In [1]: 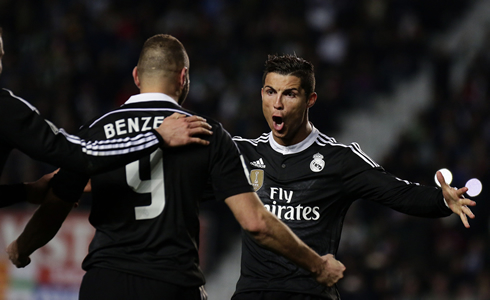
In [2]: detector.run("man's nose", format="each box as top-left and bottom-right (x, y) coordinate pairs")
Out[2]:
(273, 95), (283, 110)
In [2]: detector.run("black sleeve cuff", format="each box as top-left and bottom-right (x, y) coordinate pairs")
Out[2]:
(0, 183), (27, 207)
(151, 128), (166, 148)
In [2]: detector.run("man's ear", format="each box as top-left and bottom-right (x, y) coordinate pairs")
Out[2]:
(307, 92), (317, 108)
(179, 67), (188, 87)
(132, 66), (140, 89)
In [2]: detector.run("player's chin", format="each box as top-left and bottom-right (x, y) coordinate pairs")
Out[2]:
(272, 129), (287, 139)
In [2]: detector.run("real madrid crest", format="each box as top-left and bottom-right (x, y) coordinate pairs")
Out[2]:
(250, 170), (264, 191)
(310, 153), (325, 172)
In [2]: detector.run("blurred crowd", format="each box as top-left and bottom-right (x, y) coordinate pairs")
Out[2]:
(0, 0), (488, 299)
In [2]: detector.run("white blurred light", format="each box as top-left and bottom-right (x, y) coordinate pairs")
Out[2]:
(465, 178), (482, 197)
(435, 168), (453, 187)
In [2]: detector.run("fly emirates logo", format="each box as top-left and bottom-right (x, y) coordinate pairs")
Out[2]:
(264, 187), (320, 221)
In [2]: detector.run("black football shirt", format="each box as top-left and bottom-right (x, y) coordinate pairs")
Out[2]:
(52, 93), (253, 287)
(233, 126), (451, 299)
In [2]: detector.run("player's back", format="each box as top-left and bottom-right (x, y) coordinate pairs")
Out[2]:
(77, 94), (251, 287)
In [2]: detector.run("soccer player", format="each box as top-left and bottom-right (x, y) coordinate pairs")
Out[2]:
(0, 27), (212, 207)
(230, 54), (476, 300)
(8, 35), (345, 300)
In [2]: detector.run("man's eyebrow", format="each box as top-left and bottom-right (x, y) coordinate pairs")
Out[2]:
(284, 87), (300, 93)
(263, 86), (300, 93)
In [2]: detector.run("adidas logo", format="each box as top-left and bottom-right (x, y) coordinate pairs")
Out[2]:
(250, 158), (266, 168)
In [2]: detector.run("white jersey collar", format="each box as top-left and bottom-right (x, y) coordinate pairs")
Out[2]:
(124, 93), (179, 106)
(269, 124), (319, 155)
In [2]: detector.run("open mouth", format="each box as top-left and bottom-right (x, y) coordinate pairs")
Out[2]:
(272, 116), (284, 131)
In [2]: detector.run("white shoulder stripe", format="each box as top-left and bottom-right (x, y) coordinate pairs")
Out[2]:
(4, 89), (40, 114)
(82, 139), (160, 156)
(318, 132), (336, 143)
(314, 136), (379, 168)
(83, 133), (157, 151)
(233, 133), (269, 146)
(348, 144), (378, 168)
(350, 142), (379, 168)
(59, 129), (159, 156)
(395, 176), (419, 186)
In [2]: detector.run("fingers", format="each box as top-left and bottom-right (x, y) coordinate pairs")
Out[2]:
(169, 112), (186, 119)
(176, 114), (208, 125)
(460, 198), (476, 207)
(462, 205), (475, 219)
(6, 242), (31, 268)
(460, 211), (470, 228)
(321, 254), (345, 287)
(458, 200), (475, 228)
(188, 137), (210, 146)
(165, 113), (213, 131)
(15, 257), (31, 268)
(188, 126), (213, 136)
(186, 119), (212, 131)
(23, 257), (31, 267)
(436, 171), (447, 188)
(456, 186), (469, 198)
(158, 114), (212, 147)
(183, 116), (213, 137)
(185, 115), (207, 123)
(12, 256), (31, 268)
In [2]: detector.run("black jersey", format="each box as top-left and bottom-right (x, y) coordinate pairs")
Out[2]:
(233, 126), (451, 299)
(0, 88), (161, 175)
(52, 93), (253, 288)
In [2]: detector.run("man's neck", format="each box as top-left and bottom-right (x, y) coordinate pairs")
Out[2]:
(273, 121), (313, 146)
(139, 87), (179, 103)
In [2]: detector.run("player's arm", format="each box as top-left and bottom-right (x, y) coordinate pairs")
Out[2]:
(345, 167), (476, 226)
(6, 169), (87, 268)
(7, 187), (75, 268)
(225, 192), (345, 287)
(0, 92), (211, 174)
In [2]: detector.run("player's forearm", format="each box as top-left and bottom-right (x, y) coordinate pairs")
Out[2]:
(226, 192), (325, 275)
(16, 191), (73, 257)
(249, 210), (325, 276)
(351, 170), (452, 217)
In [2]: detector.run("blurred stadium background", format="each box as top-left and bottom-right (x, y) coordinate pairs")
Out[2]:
(0, 0), (489, 299)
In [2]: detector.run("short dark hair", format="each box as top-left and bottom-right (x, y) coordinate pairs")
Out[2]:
(137, 34), (189, 78)
(262, 54), (316, 97)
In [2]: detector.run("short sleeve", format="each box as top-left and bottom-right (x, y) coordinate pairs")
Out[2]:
(209, 124), (253, 201)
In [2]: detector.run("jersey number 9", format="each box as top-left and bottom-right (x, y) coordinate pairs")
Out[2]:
(125, 149), (166, 220)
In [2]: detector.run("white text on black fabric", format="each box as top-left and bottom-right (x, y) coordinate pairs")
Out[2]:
(104, 116), (164, 139)
(264, 187), (320, 221)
